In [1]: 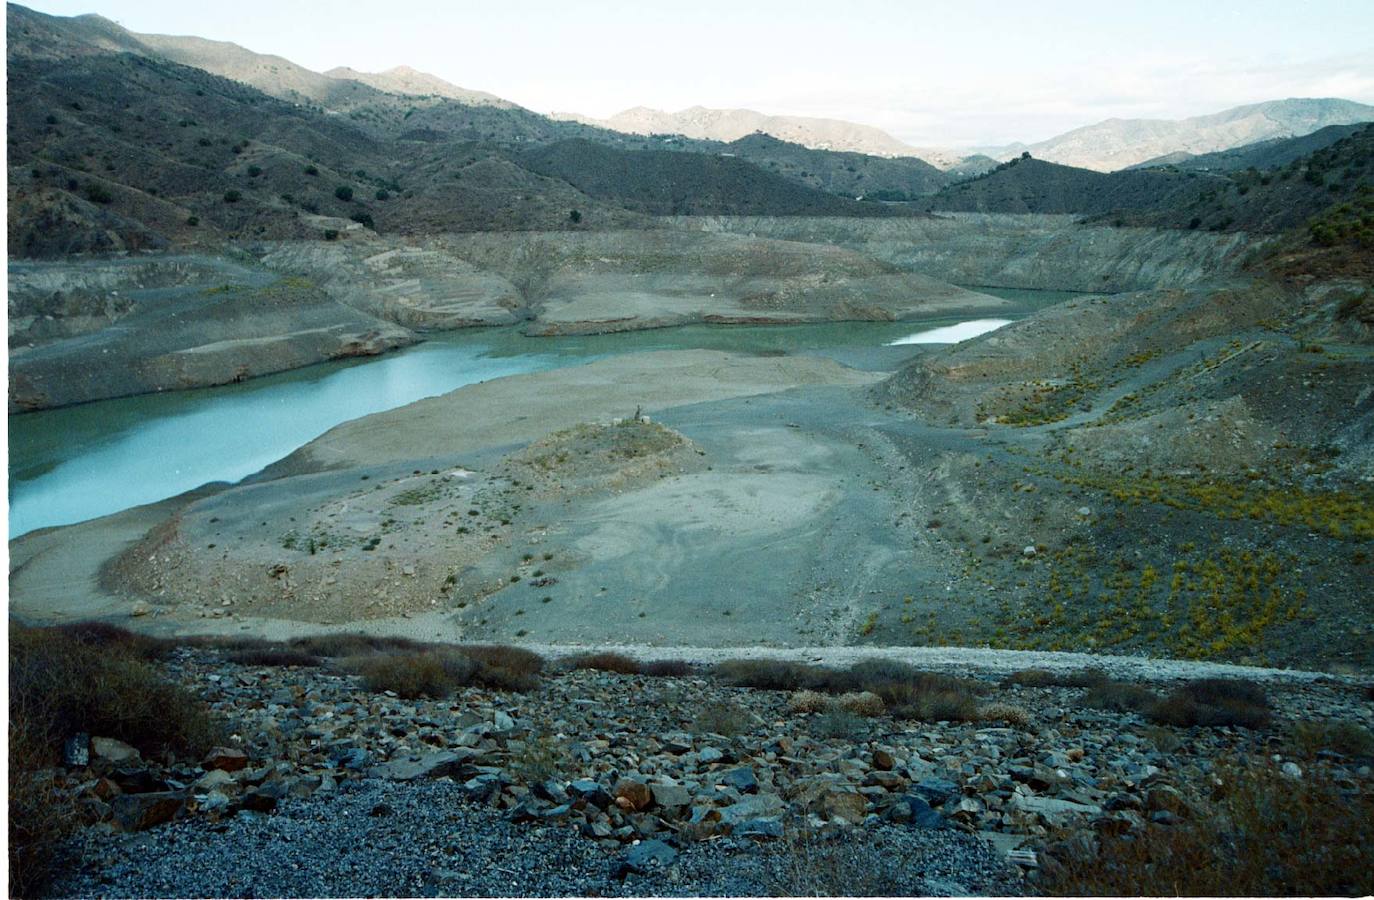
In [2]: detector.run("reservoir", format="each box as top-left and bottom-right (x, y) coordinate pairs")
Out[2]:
(7, 289), (1081, 537)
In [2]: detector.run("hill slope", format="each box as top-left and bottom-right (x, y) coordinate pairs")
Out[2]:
(926, 155), (1220, 216)
(1128, 123), (1369, 172)
(518, 140), (912, 217)
(1111, 123), (1374, 238)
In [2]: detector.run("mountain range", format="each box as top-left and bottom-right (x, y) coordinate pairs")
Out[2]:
(7, 0), (1373, 260)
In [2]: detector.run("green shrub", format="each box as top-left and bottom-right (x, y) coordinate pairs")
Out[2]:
(83, 182), (113, 204)
(223, 189), (241, 203)
(334, 185), (353, 202)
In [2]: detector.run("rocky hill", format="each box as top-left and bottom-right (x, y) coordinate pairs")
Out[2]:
(321, 65), (515, 108)
(1128, 123), (1368, 172)
(6, 4), (933, 257)
(1109, 123), (1374, 237)
(925, 155), (1221, 217)
(516, 140), (916, 217)
(1008, 98), (1374, 171)
(716, 133), (951, 199)
(562, 105), (922, 158)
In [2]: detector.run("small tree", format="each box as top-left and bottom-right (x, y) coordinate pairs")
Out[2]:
(334, 185), (354, 202)
(568, 209), (582, 224)
(223, 189), (241, 203)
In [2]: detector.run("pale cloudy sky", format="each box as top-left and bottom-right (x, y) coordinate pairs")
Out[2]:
(22, 0), (1374, 146)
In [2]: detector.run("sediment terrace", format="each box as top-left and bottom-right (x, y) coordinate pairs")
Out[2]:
(8, 214), (1250, 410)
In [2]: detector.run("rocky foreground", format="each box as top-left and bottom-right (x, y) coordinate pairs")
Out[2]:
(44, 647), (1374, 897)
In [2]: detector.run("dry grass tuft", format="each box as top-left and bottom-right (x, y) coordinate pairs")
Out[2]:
(977, 701), (1032, 727)
(834, 691), (886, 717)
(787, 689), (830, 714)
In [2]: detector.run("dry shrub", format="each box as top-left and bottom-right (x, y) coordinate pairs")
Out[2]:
(1147, 679), (1270, 729)
(977, 701), (1032, 727)
(1042, 758), (1374, 896)
(457, 643), (545, 676)
(289, 632), (427, 658)
(715, 658), (980, 722)
(1002, 667), (1109, 689)
(226, 647), (321, 668)
(691, 701), (751, 736)
(351, 647), (540, 696)
(834, 691), (885, 717)
(565, 651), (641, 674)
(1291, 720), (1374, 759)
(787, 689), (830, 714)
(639, 659), (693, 677)
(52, 620), (173, 659)
(10, 624), (221, 761)
(1083, 681), (1158, 713)
(353, 651), (474, 698)
(10, 624), (221, 896)
(811, 709), (869, 739)
(8, 768), (75, 899)
(713, 659), (839, 691)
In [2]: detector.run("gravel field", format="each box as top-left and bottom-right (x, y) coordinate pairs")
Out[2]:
(52, 778), (1021, 898)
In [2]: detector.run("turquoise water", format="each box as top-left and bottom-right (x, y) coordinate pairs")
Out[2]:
(7, 287), (1083, 538)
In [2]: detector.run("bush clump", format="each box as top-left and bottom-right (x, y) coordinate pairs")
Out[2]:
(1084, 680), (1159, 712)
(345, 642), (544, 696)
(1146, 678), (1271, 729)
(353, 650), (478, 698)
(10, 624), (222, 895)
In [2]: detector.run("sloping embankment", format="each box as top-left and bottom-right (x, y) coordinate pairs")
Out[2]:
(676, 213), (1263, 293)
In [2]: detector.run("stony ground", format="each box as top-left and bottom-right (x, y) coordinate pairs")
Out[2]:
(44, 647), (1374, 897)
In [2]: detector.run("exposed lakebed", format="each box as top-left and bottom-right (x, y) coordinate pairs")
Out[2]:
(8, 289), (1079, 538)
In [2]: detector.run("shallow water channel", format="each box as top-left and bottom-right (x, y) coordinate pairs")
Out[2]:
(7, 288), (1079, 537)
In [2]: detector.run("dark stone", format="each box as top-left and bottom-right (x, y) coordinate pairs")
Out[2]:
(912, 778), (959, 805)
(612, 839), (678, 878)
(532, 779), (569, 803)
(240, 779), (288, 813)
(112, 791), (185, 831)
(568, 779), (613, 809)
(110, 768), (171, 794)
(735, 818), (784, 839)
(720, 768), (758, 794)
(892, 795), (947, 829)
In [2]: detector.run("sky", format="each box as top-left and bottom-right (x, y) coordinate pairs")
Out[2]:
(19, 0), (1374, 146)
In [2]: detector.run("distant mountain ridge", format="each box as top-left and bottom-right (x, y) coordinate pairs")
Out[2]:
(321, 65), (515, 108)
(556, 105), (930, 160)
(1003, 99), (1374, 171)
